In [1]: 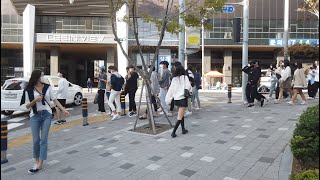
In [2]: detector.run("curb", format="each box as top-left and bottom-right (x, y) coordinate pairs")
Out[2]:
(278, 143), (293, 180)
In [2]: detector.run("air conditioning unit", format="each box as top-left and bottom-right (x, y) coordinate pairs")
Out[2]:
(224, 32), (232, 39)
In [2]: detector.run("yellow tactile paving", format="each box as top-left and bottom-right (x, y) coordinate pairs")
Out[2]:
(8, 115), (111, 149)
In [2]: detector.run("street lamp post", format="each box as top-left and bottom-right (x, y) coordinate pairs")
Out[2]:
(201, 19), (205, 90)
(284, 0), (289, 60)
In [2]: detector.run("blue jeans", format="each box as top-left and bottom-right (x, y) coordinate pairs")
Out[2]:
(30, 110), (52, 160)
(269, 80), (278, 98)
(192, 86), (200, 108)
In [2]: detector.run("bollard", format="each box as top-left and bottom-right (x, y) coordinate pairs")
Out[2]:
(82, 98), (89, 126)
(228, 84), (232, 103)
(1, 120), (8, 164)
(120, 91), (126, 116)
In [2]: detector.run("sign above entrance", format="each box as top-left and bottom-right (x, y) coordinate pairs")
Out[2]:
(269, 39), (319, 47)
(36, 33), (116, 44)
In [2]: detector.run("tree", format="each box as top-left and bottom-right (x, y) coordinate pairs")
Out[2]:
(109, 0), (226, 133)
(288, 44), (319, 59)
(297, 0), (319, 19)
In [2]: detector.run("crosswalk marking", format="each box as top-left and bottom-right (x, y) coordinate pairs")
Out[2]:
(8, 117), (28, 123)
(8, 123), (24, 130)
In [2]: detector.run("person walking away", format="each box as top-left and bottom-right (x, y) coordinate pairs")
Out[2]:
(192, 66), (201, 109)
(20, 70), (70, 173)
(54, 72), (69, 125)
(125, 66), (139, 117)
(288, 62), (308, 105)
(307, 65), (317, 99)
(139, 66), (160, 119)
(108, 66), (125, 120)
(242, 60), (265, 107)
(267, 64), (278, 101)
(313, 60), (319, 98)
(158, 61), (172, 116)
(96, 66), (107, 113)
(216, 81), (221, 90)
(166, 65), (192, 138)
(87, 78), (92, 93)
(274, 60), (293, 104)
(185, 65), (195, 117)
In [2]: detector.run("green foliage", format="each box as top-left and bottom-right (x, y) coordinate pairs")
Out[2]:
(290, 105), (319, 168)
(291, 169), (319, 180)
(288, 44), (319, 59)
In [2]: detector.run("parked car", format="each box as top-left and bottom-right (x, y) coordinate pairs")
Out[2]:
(258, 69), (272, 94)
(1, 76), (83, 116)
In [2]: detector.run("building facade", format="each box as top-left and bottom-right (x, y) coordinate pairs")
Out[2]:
(1, 0), (319, 87)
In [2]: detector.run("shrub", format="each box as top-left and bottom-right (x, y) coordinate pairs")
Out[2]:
(290, 105), (319, 168)
(291, 169), (319, 180)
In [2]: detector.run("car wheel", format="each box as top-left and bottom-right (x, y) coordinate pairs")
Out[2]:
(73, 93), (83, 106)
(259, 86), (269, 94)
(1, 110), (14, 116)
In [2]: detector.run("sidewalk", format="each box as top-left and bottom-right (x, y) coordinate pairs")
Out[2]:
(1, 95), (318, 180)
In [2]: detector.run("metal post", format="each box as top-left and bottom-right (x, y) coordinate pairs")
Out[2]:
(178, 0), (185, 67)
(241, 0), (249, 102)
(201, 21), (205, 91)
(82, 98), (89, 126)
(1, 120), (8, 164)
(228, 84), (232, 103)
(284, 0), (289, 60)
(120, 91), (126, 116)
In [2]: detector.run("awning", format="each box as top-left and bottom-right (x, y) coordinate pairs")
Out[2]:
(204, 71), (224, 78)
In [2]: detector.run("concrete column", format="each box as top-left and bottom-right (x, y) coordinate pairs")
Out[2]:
(203, 49), (211, 86)
(116, 4), (129, 77)
(50, 47), (59, 76)
(223, 49), (232, 84)
(107, 48), (115, 68)
(23, 4), (35, 77)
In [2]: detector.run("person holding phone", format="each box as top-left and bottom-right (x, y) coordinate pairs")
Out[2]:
(20, 70), (71, 174)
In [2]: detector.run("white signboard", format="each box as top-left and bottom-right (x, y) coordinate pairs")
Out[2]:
(36, 33), (116, 44)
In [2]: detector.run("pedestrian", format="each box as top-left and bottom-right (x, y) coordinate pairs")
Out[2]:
(166, 65), (192, 138)
(216, 81), (221, 90)
(192, 66), (201, 109)
(313, 60), (319, 97)
(288, 62), (308, 105)
(87, 78), (92, 93)
(96, 65), (107, 113)
(125, 66), (139, 117)
(169, 62), (181, 114)
(20, 70), (70, 174)
(108, 66), (125, 121)
(139, 66), (160, 119)
(158, 61), (172, 116)
(242, 60), (266, 107)
(274, 60), (293, 104)
(185, 65), (195, 117)
(54, 71), (69, 125)
(307, 64), (317, 99)
(267, 64), (278, 100)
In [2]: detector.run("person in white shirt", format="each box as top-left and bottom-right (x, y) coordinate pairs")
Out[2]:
(166, 65), (192, 138)
(314, 60), (319, 97)
(54, 72), (70, 125)
(20, 70), (70, 174)
(275, 60), (293, 104)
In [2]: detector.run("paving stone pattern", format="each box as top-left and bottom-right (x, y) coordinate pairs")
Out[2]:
(1, 97), (318, 180)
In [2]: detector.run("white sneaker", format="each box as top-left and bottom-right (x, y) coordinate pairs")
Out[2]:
(287, 101), (295, 105)
(107, 112), (112, 116)
(167, 112), (173, 117)
(274, 99), (281, 104)
(185, 111), (192, 117)
(159, 112), (164, 115)
(195, 107), (200, 110)
(307, 97), (314, 100)
(301, 101), (308, 105)
(111, 114), (120, 121)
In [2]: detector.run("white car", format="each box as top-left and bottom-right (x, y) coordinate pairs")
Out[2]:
(258, 69), (272, 93)
(1, 76), (83, 116)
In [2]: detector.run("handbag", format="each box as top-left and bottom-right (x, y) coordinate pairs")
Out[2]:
(93, 93), (99, 104)
(184, 76), (192, 98)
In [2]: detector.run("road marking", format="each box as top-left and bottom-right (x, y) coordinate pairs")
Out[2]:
(8, 123), (24, 130)
(8, 117), (28, 123)
(65, 108), (74, 111)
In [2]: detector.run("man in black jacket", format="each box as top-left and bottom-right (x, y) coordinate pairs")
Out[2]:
(125, 66), (139, 117)
(242, 60), (266, 107)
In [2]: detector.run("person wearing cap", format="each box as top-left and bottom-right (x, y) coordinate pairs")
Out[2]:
(158, 61), (172, 116)
(96, 65), (107, 113)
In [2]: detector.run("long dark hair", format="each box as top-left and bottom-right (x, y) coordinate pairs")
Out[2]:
(174, 65), (186, 77)
(26, 70), (43, 89)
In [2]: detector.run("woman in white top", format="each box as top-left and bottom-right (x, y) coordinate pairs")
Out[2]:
(275, 60), (293, 103)
(288, 62), (308, 105)
(166, 65), (192, 138)
(20, 70), (70, 174)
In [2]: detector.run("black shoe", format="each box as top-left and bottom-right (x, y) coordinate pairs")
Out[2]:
(182, 129), (189, 134)
(261, 99), (265, 107)
(28, 167), (42, 174)
(171, 120), (181, 138)
(60, 120), (67, 124)
(247, 104), (254, 108)
(54, 120), (62, 125)
(171, 133), (177, 138)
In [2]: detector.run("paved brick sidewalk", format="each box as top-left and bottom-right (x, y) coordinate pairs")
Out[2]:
(1, 95), (318, 180)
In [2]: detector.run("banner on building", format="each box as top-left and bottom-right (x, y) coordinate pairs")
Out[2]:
(186, 27), (200, 50)
(269, 39), (319, 47)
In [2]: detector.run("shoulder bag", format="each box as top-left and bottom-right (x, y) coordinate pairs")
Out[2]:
(184, 76), (192, 98)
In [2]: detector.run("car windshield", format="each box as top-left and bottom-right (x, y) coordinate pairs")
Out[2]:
(50, 77), (60, 87)
(3, 80), (28, 90)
